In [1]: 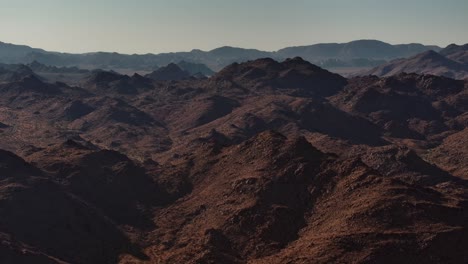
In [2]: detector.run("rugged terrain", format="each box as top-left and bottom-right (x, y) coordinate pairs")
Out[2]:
(0, 57), (467, 263)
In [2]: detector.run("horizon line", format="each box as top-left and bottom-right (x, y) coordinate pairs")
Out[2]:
(0, 38), (454, 56)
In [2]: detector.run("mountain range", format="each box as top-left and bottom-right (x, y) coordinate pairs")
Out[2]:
(0, 60), (215, 86)
(362, 44), (468, 79)
(0, 40), (441, 72)
(0, 55), (467, 263)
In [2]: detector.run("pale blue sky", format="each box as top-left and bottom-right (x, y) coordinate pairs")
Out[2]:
(1, 0), (467, 54)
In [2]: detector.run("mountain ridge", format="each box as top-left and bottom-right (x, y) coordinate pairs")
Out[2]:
(362, 49), (468, 79)
(0, 40), (442, 72)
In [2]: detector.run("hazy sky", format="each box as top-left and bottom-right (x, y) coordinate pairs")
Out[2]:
(1, 0), (467, 54)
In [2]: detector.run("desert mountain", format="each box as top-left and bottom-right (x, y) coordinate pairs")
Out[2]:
(177, 60), (215, 76)
(0, 57), (466, 263)
(362, 50), (468, 79)
(83, 70), (153, 94)
(0, 63), (39, 82)
(440, 43), (468, 65)
(0, 149), (143, 264)
(0, 41), (47, 63)
(145, 63), (191, 81)
(276, 39), (441, 61)
(145, 61), (214, 81)
(28, 60), (89, 74)
(0, 61), (93, 85)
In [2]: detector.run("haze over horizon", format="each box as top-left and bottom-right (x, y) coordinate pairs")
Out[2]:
(1, 0), (467, 54)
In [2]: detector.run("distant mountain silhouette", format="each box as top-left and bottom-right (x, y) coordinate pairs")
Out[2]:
(362, 50), (468, 79)
(28, 60), (89, 74)
(0, 40), (441, 72)
(276, 40), (441, 61)
(439, 43), (468, 65)
(0, 41), (47, 63)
